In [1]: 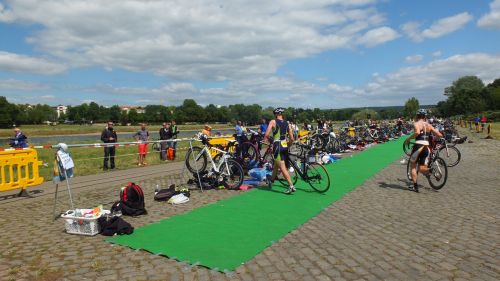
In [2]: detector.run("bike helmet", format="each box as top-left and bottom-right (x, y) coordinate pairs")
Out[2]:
(273, 107), (285, 115)
(416, 109), (427, 117)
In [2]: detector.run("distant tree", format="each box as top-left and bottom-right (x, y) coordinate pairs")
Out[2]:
(109, 105), (121, 123)
(179, 99), (205, 122)
(352, 109), (379, 120)
(87, 102), (100, 121)
(484, 78), (500, 110)
(404, 97), (420, 118)
(128, 109), (139, 124)
(445, 76), (486, 114)
(0, 96), (15, 128)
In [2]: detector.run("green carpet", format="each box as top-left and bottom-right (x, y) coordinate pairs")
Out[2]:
(108, 138), (405, 271)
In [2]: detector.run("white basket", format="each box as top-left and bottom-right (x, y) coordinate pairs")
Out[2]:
(61, 209), (110, 236)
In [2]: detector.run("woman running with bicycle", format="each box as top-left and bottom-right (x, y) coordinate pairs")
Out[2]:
(405, 109), (443, 192)
(264, 107), (296, 194)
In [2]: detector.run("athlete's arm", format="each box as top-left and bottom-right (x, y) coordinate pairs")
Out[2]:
(264, 120), (275, 143)
(429, 124), (443, 138)
(287, 123), (295, 143)
(405, 122), (420, 143)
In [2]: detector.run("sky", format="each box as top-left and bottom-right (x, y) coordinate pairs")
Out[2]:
(0, 0), (499, 109)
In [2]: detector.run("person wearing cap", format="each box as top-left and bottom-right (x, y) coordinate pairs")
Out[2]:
(404, 109), (443, 193)
(202, 124), (212, 136)
(264, 107), (296, 194)
(101, 121), (117, 170)
(11, 128), (28, 148)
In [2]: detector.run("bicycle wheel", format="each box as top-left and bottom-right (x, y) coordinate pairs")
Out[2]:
(185, 146), (207, 173)
(277, 160), (299, 186)
(406, 159), (412, 182)
(241, 142), (259, 162)
(310, 135), (323, 150)
(221, 159), (244, 190)
(427, 157), (448, 190)
(403, 140), (415, 156)
(439, 146), (461, 167)
(305, 162), (330, 193)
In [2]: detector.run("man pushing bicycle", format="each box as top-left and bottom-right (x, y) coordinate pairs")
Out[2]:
(264, 107), (296, 194)
(405, 109), (443, 192)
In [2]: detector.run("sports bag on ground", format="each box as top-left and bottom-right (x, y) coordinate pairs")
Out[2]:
(112, 182), (147, 216)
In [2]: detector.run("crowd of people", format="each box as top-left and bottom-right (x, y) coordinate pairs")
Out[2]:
(100, 120), (179, 170)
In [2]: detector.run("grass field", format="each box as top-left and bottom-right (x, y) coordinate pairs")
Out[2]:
(35, 141), (192, 181)
(0, 123), (234, 137)
(458, 122), (499, 140)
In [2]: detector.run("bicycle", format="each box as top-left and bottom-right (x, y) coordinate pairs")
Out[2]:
(404, 138), (448, 190)
(277, 143), (331, 193)
(185, 135), (244, 190)
(403, 137), (460, 167)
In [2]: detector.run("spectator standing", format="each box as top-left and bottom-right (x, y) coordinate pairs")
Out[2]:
(202, 125), (212, 136)
(169, 120), (179, 159)
(480, 116), (487, 132)
(258, 119), (268, 136)
(159, 122), (171, 161)
(101, 122), (117, 170)
(11, 128), (28, 148)
(133, 123), (150, 166)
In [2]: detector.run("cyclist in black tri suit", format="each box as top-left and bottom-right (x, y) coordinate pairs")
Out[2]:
(264, 107), (296, 194)
(404, 109), (442, 192)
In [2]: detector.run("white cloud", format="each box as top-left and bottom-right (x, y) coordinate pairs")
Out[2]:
(402, 12), (473, 42)
(0, 79), (50, 91)
(357, 26), (399, 47)
(432, 51), (442, 57)
(0, 51), (66, 75)
(327, 83), (353, 92)
(345, 53), (500, 106)
(478, 0), (500, 29)
(405, 54), (424, 64)
(0, 0), (394, 79)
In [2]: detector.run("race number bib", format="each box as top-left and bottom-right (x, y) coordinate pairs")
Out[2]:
(280, 140), (288, 148)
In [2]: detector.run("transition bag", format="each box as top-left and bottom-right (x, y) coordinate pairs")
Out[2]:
(112, 182), (147, 216)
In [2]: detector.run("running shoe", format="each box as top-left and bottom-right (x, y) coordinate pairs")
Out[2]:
(284, 186), (296, 194)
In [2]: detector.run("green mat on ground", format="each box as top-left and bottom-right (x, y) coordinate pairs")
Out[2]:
(108, 138), (405, 271)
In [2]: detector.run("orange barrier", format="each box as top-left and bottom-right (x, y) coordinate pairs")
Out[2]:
(0, 148), (44, 196)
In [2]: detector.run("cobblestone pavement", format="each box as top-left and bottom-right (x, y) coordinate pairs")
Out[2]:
(0, 132), (498, 281)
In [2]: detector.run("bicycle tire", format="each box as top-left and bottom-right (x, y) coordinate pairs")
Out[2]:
(222, 159), (244, 190)
(403, 140), (415, 156)
(406, 159), (412, 182)
(277, 161), (299, 186)
(311, 135), (323, 150)
(305, 162), (330, 193)
(427, 157), (448, 190)
(438, 146), (461, 167)
(185, 146), (207, 173)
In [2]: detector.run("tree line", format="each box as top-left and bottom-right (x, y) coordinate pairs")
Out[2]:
(2, 75), (496, 128)
(435, 76), (500, 117)
(0, 97), (406, 128)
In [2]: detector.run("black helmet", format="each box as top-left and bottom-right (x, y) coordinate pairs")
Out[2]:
(273, 107), (285, 115)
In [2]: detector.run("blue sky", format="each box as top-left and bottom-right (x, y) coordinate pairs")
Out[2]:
(0, 0), (499, 108)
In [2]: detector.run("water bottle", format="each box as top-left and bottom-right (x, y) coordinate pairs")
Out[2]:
(155, 183), (160, 194)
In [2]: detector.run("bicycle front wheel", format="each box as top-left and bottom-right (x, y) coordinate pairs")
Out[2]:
(439, 146), (461, 167)
(427, 157), (448, 190)
(221, 159), (244, 190)
(305, 162), (330, 193)
(185, 146), (207, 173)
